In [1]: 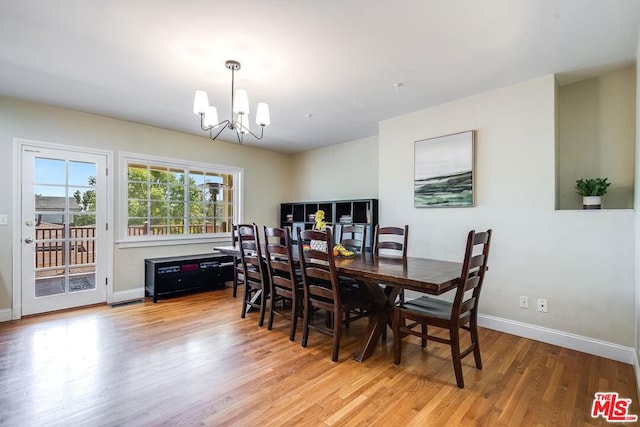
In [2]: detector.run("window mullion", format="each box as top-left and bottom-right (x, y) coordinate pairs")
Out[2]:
(146, 164), (151, 235)
(184, 168), (190, 236)
(123, 154), (239, 241)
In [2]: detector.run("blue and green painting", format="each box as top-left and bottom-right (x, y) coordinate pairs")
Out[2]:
(414, 131), (474, 207)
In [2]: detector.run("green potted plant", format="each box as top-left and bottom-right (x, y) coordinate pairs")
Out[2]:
(575, 177), (610, 209)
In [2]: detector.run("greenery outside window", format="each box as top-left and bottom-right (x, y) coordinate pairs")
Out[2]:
(120, 152), (242, 243)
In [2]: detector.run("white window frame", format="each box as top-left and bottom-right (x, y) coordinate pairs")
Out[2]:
(117, 152), (243, 247)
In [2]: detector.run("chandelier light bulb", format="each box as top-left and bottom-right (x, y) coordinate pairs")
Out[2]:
(256, 103), (270, 126)
(193, 90), (209, 115)
(233, 89), (250, 115)
(203, 106), (219, 129)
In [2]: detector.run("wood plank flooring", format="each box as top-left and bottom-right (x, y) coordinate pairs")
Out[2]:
(1, 288), (638, 426)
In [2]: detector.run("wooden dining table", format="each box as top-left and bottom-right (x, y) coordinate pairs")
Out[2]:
(213, 245), (462, 362)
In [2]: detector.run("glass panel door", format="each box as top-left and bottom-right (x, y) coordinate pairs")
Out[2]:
(22, 146), (107, 315)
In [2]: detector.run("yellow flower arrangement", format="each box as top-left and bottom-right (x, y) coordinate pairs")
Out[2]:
(313, 210), (354, 257)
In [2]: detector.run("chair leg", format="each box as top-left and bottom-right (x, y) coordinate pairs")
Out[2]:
(267, 290), (276, 330)
(381, 284), (393, 341)
(421, 322), (427, 348)
(450, 326), (464, 389)
(470, 317), (482, 370)
(232, 263), (239, 298)
(258, 288), (267, 327)
(241, 285), (250, 318)
(289, 297), (298, 341)
(331, 310), (341, 362)
(301, 299), (310, 348)
(393, 309), (401, 365)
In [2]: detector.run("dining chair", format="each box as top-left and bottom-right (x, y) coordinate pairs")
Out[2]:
(392, 229), (492, 389)
(373, 224), (409, 338)
(238, 223), (270, 326)
(373, 224), (408, 258)
(338, 224), (368, 326)
(263, 225), (303, 341)
(339, 224), (367, 254)
(297, 227), (372, 362)
(231, 224), (253, 298)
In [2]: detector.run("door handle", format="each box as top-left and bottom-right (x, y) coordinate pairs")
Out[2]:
(24, 237), (33, 244)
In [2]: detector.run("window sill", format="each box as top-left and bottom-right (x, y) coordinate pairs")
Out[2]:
(116, 234), (231, 249)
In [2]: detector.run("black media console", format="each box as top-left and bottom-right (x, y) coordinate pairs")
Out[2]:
(144, 253), (234, 303)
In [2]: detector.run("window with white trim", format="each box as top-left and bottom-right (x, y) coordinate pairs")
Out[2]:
(120, 153), (241, 242)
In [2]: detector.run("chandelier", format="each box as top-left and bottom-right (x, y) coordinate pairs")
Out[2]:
(193, 60), (270, 144)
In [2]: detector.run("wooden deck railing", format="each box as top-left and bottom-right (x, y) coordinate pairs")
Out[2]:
(35, 226), (96, 269)
(127, 222), (227, 236)
(35, 222), (228, 268)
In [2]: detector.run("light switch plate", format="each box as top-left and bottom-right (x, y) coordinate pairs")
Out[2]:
(0, 214), (7, 225)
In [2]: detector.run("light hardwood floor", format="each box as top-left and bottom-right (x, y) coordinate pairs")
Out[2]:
(1, 288), (638, 426)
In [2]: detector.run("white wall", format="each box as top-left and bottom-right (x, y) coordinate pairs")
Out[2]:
(635, 36), (640, 389)
(0, 97), (293, 310)
(378, 75), (635, 347)
(289, 135), (378, 201)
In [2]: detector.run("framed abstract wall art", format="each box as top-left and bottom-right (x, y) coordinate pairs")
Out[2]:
(414, 130), (475, 207)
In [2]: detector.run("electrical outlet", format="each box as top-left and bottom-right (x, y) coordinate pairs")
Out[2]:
(537, 298), (548, 313)
(519, 296), (529, 309)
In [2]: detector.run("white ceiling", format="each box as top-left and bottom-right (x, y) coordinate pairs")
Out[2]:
(0, 0), (638, 153)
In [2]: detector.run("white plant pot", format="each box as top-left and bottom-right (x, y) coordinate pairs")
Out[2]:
(583, 196), (602, 210)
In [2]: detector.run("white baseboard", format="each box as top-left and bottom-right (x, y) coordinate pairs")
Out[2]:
(479, 314), (635, 364)
(111, 288), (145, 304)
(0, 308), (13, 322)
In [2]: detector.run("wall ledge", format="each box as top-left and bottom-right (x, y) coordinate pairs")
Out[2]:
(479, 314), (635, 364)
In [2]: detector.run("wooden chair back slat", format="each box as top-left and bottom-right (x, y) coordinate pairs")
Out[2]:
(339, 224), (367, 253)
(373, 225), (408, 258)
(263, 225), (301, 340)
